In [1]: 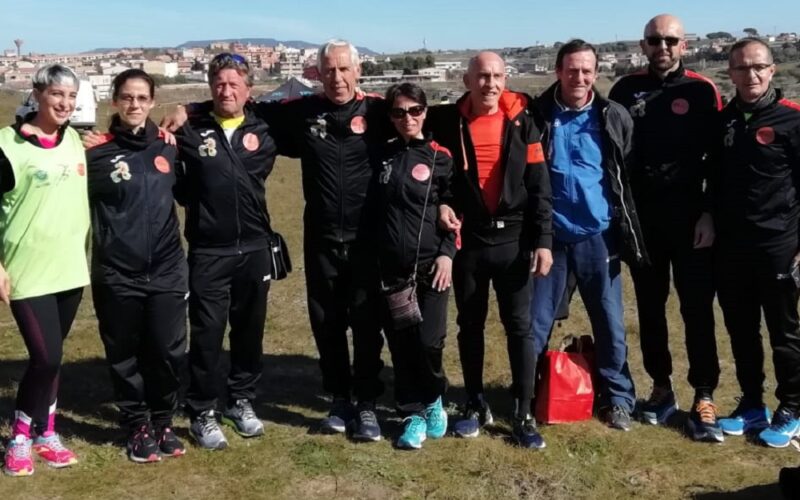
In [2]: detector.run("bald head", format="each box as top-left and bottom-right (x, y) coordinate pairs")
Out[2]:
(463, 51), (506, 115)
(641, 13), (687, 77)
(467, 51), (505, 75)
(644, 14), (685, 39)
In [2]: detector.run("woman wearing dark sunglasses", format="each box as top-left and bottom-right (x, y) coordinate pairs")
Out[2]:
(375, 83), (456, 449)
(86, 69), (188, 463)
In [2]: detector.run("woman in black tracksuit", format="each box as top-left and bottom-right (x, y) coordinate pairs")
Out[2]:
(87, 69), (187, 463)
(376, 83), (456, 450)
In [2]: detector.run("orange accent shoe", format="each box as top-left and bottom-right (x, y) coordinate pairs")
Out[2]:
(686, 398), (724, 443)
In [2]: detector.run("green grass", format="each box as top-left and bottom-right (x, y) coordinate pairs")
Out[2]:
(0, 92), (795, 500)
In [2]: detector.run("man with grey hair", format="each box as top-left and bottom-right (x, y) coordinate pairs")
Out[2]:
(163, 40), (390, 442)
(277, 39), (389, 441)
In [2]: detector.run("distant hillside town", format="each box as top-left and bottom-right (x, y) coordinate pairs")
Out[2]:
(1, 31), (799, 101)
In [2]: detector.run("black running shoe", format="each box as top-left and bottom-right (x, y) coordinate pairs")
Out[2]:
(601, 405), (632, 432)
(453, 395), (494, 438)
(155, 425), (186, 457)
(512, 415), (546, 449)
(350, 401), (382, 442)
(127, 423), (161, 463)
(321, 397), (355, 434)
(685, 398), (724, 443)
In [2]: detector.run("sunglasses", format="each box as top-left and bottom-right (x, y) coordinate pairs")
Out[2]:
(211, 52), (249, 67)
(389, 105), (426, 119)
(645, 36), (682, 47)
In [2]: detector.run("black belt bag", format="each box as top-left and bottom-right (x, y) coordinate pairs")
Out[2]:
(270, 232), (292, 280)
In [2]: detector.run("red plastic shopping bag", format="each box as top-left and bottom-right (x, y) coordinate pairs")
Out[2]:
(535, 335), (595, 424)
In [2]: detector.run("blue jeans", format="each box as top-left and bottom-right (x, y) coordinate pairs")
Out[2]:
(530, 231), (636, 411)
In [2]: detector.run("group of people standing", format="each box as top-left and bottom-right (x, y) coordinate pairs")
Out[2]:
(1, 11), (800, 478)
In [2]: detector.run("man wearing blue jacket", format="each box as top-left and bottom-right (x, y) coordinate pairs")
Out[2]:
(529, 39), (647, 431)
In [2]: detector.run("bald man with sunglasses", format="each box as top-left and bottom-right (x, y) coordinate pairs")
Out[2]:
(609, 14), (723, 442)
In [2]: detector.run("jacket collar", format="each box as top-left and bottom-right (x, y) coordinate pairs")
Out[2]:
(647, 61), (686, 83)
(553, 83), (596, 112)
(109, 116), (159, 151)
(196, 101), (259, 128)
(734, 84), (780, 115)
(536, 81), (609, 119)
(386, 131), (432, 150)
(456, 89), (527, 121)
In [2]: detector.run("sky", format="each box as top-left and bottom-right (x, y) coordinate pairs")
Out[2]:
(1, 0), (799, 55)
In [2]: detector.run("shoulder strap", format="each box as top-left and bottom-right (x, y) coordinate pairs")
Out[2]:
(411, 148), (437, 280)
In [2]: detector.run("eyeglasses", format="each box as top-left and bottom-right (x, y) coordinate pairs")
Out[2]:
(211, 52), (249, 67)
(389, 105), (426, 119)
(117, 94), (152, 105)
(645, 36), (682, 47)
(731, 63), (773, 74)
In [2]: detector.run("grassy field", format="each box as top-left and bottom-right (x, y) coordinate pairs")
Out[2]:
(0, 85), (797, 499)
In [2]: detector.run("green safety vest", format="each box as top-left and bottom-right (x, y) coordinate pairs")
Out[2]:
(0, 125), (90, 300)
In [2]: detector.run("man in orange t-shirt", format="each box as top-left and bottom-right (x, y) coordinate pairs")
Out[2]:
(426, 51), (553, 449)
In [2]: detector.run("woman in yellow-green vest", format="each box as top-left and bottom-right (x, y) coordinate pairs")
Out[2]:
(0, 64), (90, 477)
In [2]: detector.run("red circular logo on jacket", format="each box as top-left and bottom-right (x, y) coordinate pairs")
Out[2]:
(243, 133), (260, 151)
(411, 164), (431, 182)
(154, 155), (170, 173)
(671, 98), (690, 115)
(756, 127), (775, 145)
(76, 163), (85, 176)
(350, 116), (367, 134)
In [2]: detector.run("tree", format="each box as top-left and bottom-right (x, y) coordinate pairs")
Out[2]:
(744, 28), (759, 37)
(361, 61), (379, 76)
(706, 32), (733, 40)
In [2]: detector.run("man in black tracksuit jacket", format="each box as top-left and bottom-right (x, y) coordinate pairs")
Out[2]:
(87, 118), (187, 444)
(608, 14), (721, 439)
(176, 55), (277, 449)
(712, 38), (800, 448)
(426, 51), (553, 449)
(260, 90), (390, 439)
